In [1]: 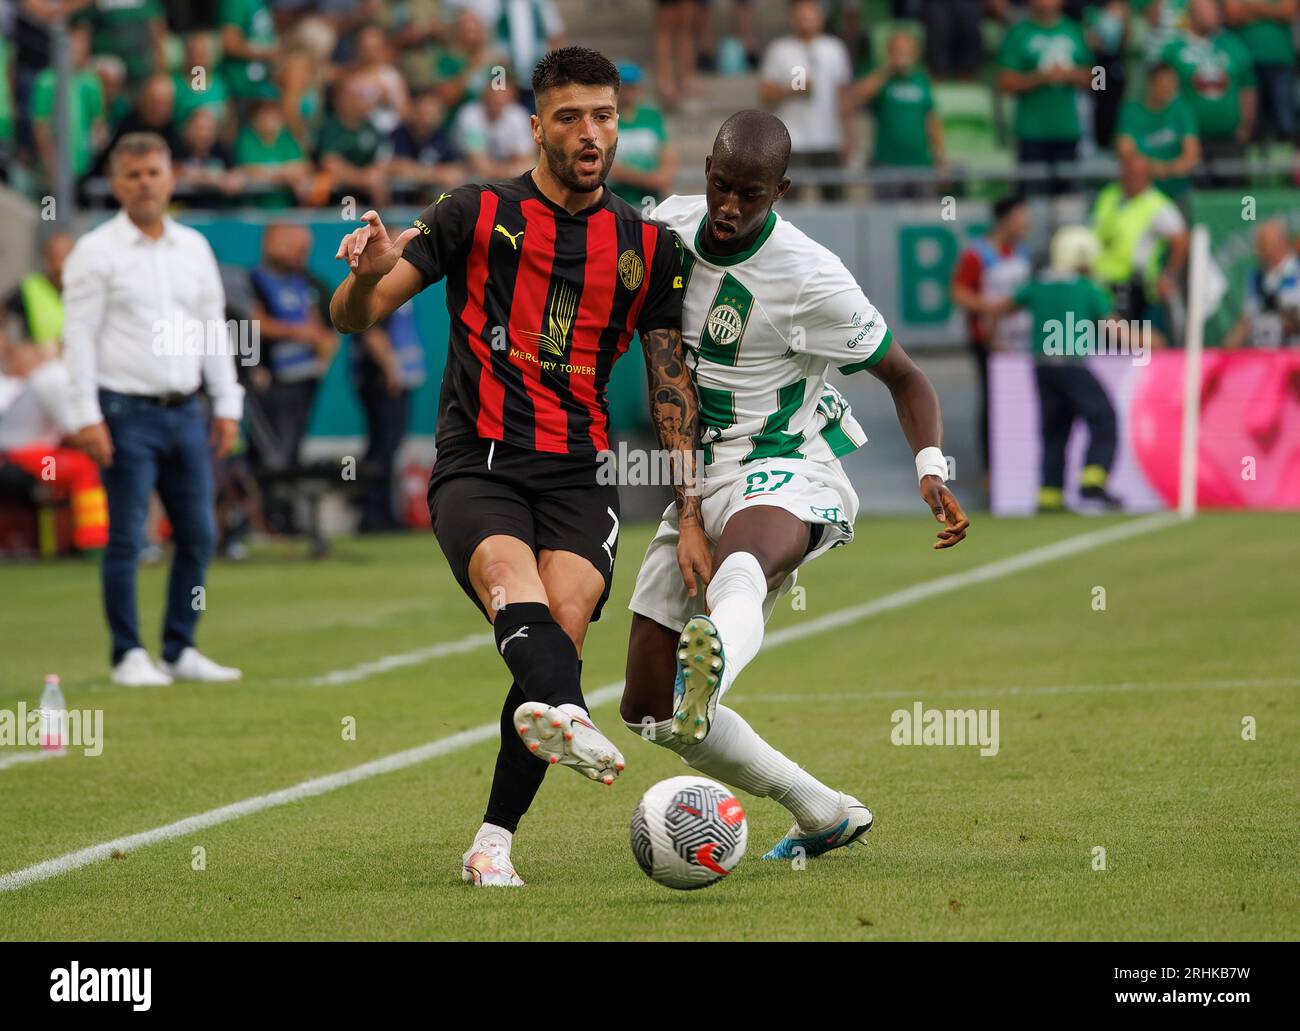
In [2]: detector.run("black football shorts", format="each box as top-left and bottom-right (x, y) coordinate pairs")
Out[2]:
(428, 436), (621, 622)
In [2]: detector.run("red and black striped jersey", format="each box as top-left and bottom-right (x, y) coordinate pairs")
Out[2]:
(400, 171), (684, 456)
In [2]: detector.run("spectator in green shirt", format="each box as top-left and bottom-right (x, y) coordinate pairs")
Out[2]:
(1223, 0), (1296, 143)
(220, 0), (280, 105)
(235, 100), (308, 208)
(318, 77), (391, 208)
(387, 0), (452, 93)
(1159, 0), (1257, 184)
(30, 23), (106, 184)
(74, 0), (166, 89)
(173, 31), (233, 139)
(990, 225), (1122, 512)
(1115, 61), (1201, 202)
(853, 30), (943, 197)
(608, 62), (676, 210)
(997, 0), (1095, 194)
(434, 9), (508, 123)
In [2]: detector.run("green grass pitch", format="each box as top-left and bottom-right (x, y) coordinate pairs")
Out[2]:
(0, 511), (1295, 940)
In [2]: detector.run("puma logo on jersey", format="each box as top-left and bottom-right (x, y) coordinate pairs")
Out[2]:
(494, 224), (524, 250)
(499, 626), (529, 653)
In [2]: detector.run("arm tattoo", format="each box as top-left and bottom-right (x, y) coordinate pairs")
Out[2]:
(641, 327), (702, 527)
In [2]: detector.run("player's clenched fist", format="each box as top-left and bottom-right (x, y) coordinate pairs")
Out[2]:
(335, 210), (422, 281)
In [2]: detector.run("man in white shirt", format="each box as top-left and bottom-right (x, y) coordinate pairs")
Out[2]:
(452, 77), (536, 179)
(62, 132), (245, 687)
(758, 0), (854, 200)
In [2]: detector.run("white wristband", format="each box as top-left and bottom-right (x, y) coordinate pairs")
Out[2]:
(915, 446), (947, 483)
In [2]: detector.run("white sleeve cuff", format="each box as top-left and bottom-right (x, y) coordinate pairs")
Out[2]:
(210, 383), (245, 422)
(68, 395), (104, 431)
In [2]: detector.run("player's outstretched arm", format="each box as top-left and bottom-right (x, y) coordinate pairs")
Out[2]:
(868, 338), (970, 550)
(642, 326), (712, 595)
(330, 210), (425, 334)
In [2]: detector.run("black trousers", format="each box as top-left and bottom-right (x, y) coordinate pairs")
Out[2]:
(1017, 138), (1080, 196)
(1093, 59), (1126, 150)
(1196, 133), (1247, 188)
(246, 377), (318, 534)
(1035, 363), (1117, 490)
(922, 0), (985, 79)
(355, 368), (410, 532)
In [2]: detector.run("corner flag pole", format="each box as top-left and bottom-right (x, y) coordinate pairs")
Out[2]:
(1178, 224), (1210, 519)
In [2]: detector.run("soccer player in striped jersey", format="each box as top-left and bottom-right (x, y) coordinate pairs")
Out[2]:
(621, 110), (969, 861)
(330, 48), (710, 886)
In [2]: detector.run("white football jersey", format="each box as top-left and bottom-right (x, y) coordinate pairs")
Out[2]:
(650, 195), (892, 482)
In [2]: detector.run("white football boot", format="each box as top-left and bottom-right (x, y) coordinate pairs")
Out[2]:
(513, 702), (625, 785)
(111, 647), (173, 687)
(161, 647), (242, 682)
(461, 836), (525, 887)
(672, 615), (724, 743)
(762, 793), (874, 861)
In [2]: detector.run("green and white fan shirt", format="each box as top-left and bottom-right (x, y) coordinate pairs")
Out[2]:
(650, 195), (892, 481)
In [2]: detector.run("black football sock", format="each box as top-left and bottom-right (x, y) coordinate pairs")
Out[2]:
(483, 680), (546, 833)
(492, 602), (585, 709)
(482, 661), (586, 832)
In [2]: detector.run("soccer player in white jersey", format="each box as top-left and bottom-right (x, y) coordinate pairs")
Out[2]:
(621, 110), (970, 861)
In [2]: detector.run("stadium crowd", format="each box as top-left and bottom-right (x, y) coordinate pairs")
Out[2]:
(2, 0), (1299, 557)
(0, 0), (1296, 207)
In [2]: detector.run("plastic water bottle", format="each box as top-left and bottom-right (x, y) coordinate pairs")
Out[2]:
(39, 675), (67, 754)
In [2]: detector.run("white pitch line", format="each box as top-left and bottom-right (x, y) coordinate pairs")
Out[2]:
(731, 677), (1300, 705)
(763, 513), (1179, 651)
(0, 514), (1177, 893)
(0, 750), (64, 772)
(0, 682), (624, 894)
(290, 515), (1177, 690)
(298, 632), (495, 686)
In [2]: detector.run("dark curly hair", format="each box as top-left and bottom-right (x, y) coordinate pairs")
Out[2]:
(531, 46), (620, 102)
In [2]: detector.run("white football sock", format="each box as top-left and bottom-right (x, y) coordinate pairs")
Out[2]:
(625, 707), (842, 831)
(704, 551), (768, 698)
(473, 822), (513, 852)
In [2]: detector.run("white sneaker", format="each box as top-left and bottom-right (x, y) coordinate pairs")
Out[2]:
(513, 702), (625, 785)
(161, 647), (242, 682)
(461, 836), (525, 887)
(111, 647), (173, 687)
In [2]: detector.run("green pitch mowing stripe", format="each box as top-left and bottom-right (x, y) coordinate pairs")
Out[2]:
(0, 515), (1177, 895)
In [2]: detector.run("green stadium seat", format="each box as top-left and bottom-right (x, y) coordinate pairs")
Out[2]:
(934, 81), (1009, 175)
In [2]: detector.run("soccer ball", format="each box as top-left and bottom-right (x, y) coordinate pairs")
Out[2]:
(630, 776), (748, 890)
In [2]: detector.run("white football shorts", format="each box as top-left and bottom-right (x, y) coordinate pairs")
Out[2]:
(627, 456), (859, 633)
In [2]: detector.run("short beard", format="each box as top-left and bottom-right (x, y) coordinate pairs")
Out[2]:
(540, 135), (617, 193)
